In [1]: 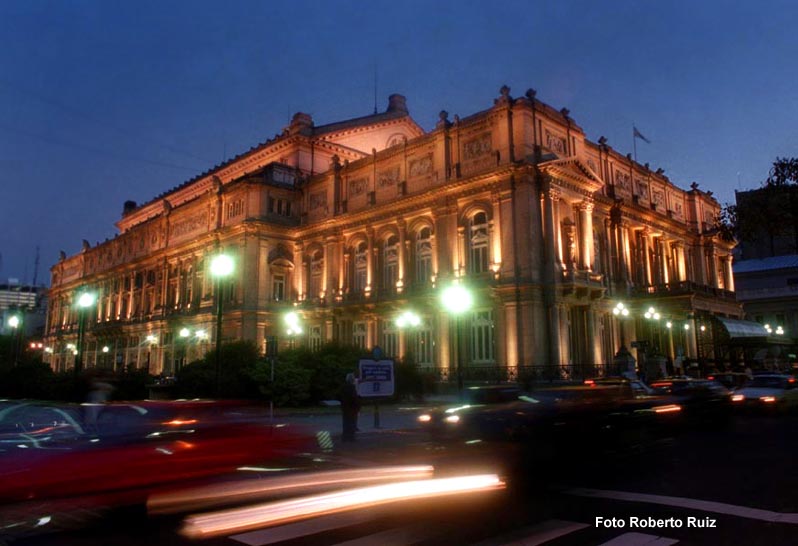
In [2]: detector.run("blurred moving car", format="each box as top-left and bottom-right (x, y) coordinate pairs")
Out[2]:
(731, 374), (798, 411)
(418, 383), (683, 453)
(0, 399), (317, 539)
(649, 378), (732, 423)
(706, 372), (750, 390)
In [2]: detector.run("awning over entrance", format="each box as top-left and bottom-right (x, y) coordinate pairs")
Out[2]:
(717, 317), (769, 339)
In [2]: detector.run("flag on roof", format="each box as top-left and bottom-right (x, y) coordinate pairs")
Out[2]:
(633, 126), (651, 144)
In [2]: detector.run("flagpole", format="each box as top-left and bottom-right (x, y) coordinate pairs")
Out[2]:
(633, 126), (637, 162)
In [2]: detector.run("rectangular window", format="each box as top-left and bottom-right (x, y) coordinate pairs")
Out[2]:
(414, 318), (433, 365)
(352, 321), (367, 349)
(382, 322), (398, 358)
(272, 274), (285, 301)
(310, 325), (322, 352)
(471, 310), (495, 363)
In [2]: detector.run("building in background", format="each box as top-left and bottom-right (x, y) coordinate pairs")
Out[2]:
(45, 88), (740, 379)
(1, 279), (48, 337)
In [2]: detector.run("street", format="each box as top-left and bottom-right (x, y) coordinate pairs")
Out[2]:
(9, 409), (797, 546)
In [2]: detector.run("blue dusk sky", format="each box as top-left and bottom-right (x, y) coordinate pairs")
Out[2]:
(1, 0), (796, 283)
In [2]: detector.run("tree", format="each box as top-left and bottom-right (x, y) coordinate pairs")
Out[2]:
(727, 157), (798, 258)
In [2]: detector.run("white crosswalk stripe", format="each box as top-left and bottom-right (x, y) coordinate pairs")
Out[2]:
(476, 519), (590, 546)
(230, 511), (374, 545)
(331, 523), (436, 546)
(598, 532), (679, 545)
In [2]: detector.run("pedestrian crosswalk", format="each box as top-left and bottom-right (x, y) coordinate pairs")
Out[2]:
(228, 517), (680, 546)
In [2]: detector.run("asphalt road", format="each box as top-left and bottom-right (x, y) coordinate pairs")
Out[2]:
(8, 411), (798, 546)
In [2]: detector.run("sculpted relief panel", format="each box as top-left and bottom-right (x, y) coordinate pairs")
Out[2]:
(545, 130), (566, 155)
(634, 179), (650, 201)
(170, 211), (209, 241)
(377, 166), (400, 189)
(614, 170), (632, 199)
(349, 177), (368, 197)
(462, 133), (492, 161)
(309, 190), (328, 211)
(408, 154), (432, 178)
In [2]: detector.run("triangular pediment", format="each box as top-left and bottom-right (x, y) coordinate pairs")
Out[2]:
(539, 157), (605, 193)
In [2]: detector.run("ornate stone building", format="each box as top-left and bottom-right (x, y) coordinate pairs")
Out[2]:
(45, 88), (741, 378)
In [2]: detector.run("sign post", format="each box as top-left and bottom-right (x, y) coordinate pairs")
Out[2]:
(357, 347), (394, 429)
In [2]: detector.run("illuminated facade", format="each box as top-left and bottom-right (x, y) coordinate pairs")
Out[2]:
(45, 88), (741, 378)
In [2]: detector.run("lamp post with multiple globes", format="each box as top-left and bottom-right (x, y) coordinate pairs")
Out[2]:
(210, 254), (235, 395)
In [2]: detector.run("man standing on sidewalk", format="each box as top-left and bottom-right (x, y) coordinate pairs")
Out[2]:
(340, 373), (360, 442)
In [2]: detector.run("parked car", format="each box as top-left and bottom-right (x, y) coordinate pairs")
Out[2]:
(731, 374), (798, 411)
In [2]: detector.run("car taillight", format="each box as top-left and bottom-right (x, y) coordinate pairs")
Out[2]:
(652, 404), (682, 414)
(163, 419), (198, 426)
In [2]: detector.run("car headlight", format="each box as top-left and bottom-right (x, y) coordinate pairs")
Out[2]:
(418, 414), (432, 423)
(731, 394), (745, 402)
(444, 415), (461, 424)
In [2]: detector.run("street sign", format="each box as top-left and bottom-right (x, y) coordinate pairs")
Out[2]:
(357, 358), (394, 397)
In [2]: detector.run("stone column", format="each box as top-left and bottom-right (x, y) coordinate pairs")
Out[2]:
(457, 225), (466, 277)
(659, 238), (670, 285)
(724, 255), (735, 292)
(620, 223), (631, 285)
(696, 241), (708, 286)
(709, 248), (720, 288)
(578, 201), (594, 271)
(397, 220), (407, 292)
(641, 229), (652, 286)
(293, 243), (304, 300)
(366, 228), (374, 296)
(491, 195), (502, 270)
(553, 195), (564, 269)
(675, 242), (687, 282)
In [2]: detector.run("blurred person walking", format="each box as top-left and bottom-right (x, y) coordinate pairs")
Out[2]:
(340, 373), (360, 442)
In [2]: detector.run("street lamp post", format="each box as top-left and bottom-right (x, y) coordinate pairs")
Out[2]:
(7, 314), (21, 366)
(284, 311), (302, 349)
(179, 327), (191, 373)
(612, 302), (635, 376)
(75, 292), (96, 376)
(395, 310), (421, 363)
(211, 253), (234, 396)
(145, 334), (158, 375)
(440, 284), (473, 395)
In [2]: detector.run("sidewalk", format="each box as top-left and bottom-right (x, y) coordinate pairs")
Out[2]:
(273, 395), (460, 450)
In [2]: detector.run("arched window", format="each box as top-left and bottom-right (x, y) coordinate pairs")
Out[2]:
(383, 235), (399, 292)
(354, 242), (368, 293)
(309, 250), (323, 298)
(415, 227), (432, 284)
(469, 212), (489, 274)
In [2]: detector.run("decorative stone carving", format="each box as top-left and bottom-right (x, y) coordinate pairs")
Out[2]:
(170, 212), (209, 238)
(545, 130), (566, 155)
(309, 190), (327, 211)
(463, 133), (492, 161)
(652, 189), (665, 208)
(634, 179), (650, 200)
(409, 154), (433, 177)
(377, 166), (400, 189)
(614, 171), (632, 196)
(349, 177), (368, 197)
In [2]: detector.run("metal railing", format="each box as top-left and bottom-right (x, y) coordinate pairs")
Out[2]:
(417, 364), (609, 385)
